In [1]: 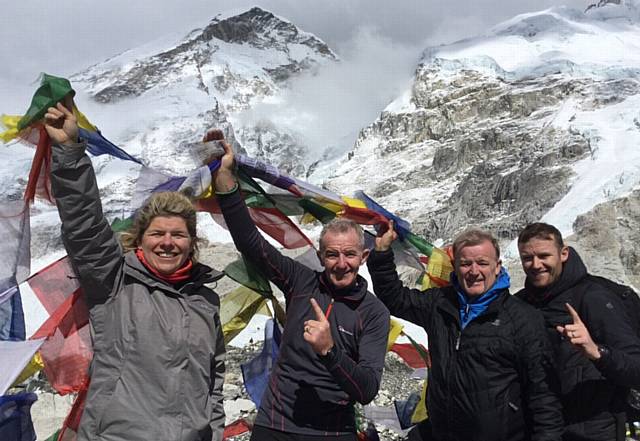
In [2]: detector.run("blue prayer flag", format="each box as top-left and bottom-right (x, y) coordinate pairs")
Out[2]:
(0, 392), (38, 441)
(241, 318), (281, 408)
(0, 285), (25, 341)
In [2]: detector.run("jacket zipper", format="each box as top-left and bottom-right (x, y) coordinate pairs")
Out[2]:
(455, 330), (462, 351)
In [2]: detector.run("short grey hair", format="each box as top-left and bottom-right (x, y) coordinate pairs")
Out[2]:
(452, 228), (500, 261)
(319, 219), (365, 253)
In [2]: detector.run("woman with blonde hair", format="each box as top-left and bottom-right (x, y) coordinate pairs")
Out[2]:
(45, 100), (226, 441)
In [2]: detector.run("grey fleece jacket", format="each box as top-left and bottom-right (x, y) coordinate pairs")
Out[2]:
(50, 141), (226, 441)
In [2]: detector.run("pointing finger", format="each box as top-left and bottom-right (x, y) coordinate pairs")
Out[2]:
(565, 303), (583, 325)
(310, 298), (326, 322)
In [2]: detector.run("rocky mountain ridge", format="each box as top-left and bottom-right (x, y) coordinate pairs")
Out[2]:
(323, 1), (640, 288)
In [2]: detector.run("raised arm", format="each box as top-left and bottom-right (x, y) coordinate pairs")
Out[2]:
(46, 101), (123, 308)
(213, 138), (312, 298)
(367, 226), (434, 327)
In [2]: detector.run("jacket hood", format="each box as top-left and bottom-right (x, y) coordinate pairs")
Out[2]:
(522, 246), (587, 305)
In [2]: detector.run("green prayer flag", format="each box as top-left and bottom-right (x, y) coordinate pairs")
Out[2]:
(224, 257), (272, 297)
(405, 232), (434, 256)
(403, 332), (430, 366)
(111, 217), (133, 233)
(43, 429), (61, 441)
(18, 74), (75, 130)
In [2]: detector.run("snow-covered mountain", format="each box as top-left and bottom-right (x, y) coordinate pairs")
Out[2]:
(5, 2), (640, 287)
(72, 6), (336, 179)
(324, 0), (640, 285)
(4, 7), (337, 261)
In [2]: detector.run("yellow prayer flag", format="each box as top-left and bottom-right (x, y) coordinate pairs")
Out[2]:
(411, 379), (429, 423)
(387, 318), (404, 351)
(220, 286), (270, 344)
(11, 352), (44, 387)
(421, 247), (453, 290)
(341, 196), (367, 209)
(0, 114), (22, 142)
(73, 105), (97, 131)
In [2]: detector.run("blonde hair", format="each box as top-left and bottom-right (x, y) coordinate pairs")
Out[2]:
(120, 192), (199, 261)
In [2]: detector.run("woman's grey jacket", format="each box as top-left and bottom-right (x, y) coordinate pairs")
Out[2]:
(50, 141), (226, 441)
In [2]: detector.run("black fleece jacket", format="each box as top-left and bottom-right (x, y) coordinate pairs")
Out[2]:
(218, 188), (389, 436)
(368, 248), (563, 441)
(516, 247), (640, 441)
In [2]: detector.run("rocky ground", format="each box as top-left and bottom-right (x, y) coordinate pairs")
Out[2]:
(25, 337), (422, 440)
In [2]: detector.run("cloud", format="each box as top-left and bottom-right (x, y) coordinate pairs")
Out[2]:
(0, 0), (590, 149)
(237, 26), (422, 159)
(1, 1), (589, 84)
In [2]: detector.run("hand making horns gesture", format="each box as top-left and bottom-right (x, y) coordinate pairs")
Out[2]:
(556, 302), (601, 360)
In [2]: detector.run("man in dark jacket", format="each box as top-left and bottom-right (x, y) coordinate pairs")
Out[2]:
(368, 226), (563, 441)
(516, 222), (640, 441)
(213, 140), (390, 440)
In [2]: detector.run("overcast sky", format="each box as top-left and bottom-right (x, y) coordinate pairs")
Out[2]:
(1, 0), (588, 80)
(0, 0), (589, 144)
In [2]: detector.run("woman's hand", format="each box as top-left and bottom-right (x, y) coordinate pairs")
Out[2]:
(44, 98), (79, 146)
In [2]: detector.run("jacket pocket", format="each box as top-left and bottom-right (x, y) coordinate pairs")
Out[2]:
(95, 376), (124, 436)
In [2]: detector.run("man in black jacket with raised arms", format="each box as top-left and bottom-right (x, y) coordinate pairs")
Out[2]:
(368, 225), (563, 441)
(213, 138), (390, 440)
(516, 222), (640, 441)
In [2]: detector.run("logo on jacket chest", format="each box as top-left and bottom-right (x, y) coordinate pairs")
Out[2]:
(338, 325), (354, 336)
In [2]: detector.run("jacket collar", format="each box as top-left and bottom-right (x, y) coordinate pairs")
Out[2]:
(123, 252), (224, 294)
(319, 272), (368, 303)
(438, 282), (511, 327)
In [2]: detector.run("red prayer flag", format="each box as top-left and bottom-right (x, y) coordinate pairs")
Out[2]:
(390, 343), (430, 369)
(28, 257), (92, 394)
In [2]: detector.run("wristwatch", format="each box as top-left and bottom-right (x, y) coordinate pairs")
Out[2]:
(594, 345), (610, 365)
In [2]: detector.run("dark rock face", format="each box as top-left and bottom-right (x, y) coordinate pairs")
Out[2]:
(236, 121), (308, 177)
(569, 190), (640, 288)
(198, 7), (333, 56)
(325, 62), (602, 245)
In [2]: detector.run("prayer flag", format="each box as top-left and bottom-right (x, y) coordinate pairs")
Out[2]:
(0, 340), (45, 395)
(0, 392), (38, 441)
(241, 318), (281, 408)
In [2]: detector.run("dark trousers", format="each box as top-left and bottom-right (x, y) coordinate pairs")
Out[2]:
(250, 425), (357, 441)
